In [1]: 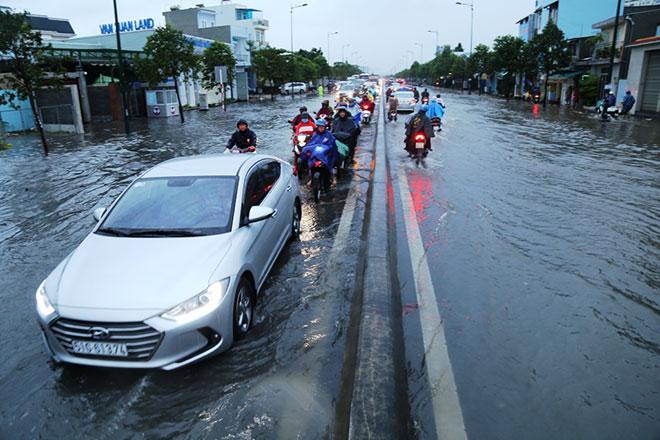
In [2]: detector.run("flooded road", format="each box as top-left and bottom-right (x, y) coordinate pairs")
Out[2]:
(0, 96), (374, 439)
(387, 90), (660, 439)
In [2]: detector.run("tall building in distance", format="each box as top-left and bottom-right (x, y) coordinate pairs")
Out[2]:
(164, 1), (269, 99)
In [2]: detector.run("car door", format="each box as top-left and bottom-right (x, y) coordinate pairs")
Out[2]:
(258, 161), (289, 277)
(241, 161), (284, 287)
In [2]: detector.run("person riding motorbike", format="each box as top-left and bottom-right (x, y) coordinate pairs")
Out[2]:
(421, 88), (430, 101)
(316, 99), (334, 128)
(413, 88), (420, 101)
(404, 104), (434, 156)
(225, 119), (257, 152)
(607, 91), (616, 107)
(346, 98), (362, 126)
(427, 97), (445, 130)
(291, 106), (311, 130)
(360, 94), (375, 114)
(300, 118), (339, 185)
(435, 94), (446, 108)
(294, 112), (316, 137)
(332, 103), (359, 160)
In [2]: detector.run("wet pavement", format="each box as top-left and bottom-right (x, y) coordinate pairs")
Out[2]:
(0, 95), (375, 439)
(2, 88), (659, 439)
(386, 90), (660, 439)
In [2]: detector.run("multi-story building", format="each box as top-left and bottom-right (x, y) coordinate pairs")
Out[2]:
(163, 2), (270, 100)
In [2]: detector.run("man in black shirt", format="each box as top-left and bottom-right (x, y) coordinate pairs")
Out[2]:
(225, 119), (258, 152)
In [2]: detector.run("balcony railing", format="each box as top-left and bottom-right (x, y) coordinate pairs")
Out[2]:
(593, 41), (624, 60)
(253, 18), (268, 28)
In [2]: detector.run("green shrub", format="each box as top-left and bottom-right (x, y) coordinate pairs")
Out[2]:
(579, 74), (599, 106)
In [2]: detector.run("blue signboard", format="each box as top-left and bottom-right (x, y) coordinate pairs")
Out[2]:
(100, 18), (155, 34)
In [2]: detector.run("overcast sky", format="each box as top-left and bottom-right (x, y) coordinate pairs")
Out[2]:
(5, 0), (535, 74)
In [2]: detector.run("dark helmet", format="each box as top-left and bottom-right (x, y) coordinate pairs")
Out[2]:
(237, 118), (248, 128)
(322, 99), (329, 106)
(299, 106), (307, 112)
(301, 112), (311, 119)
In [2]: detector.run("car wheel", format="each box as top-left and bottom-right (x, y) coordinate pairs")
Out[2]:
(290, 200), (301, 241)
(233, 278), (254, 340)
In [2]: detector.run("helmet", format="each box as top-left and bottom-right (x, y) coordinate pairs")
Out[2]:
(609, 91), (614, 95)
(316, 118), (327, 126)
(348, 98), (355, 104)
(301, 112), (311, 119)
(336, 102), (347, 109)
(436, 94), (441, 98)
(237, 118), (248, 128)
(299, 106), (307, 112)
(420, 104), (429, 112)
(322, 99), (329, 106)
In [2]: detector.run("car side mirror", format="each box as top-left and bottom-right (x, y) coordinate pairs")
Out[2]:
(93, 207), (107, 222)
(248, 206), (275, 223)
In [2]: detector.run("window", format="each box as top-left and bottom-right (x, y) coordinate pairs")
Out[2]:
(242, 161), (280, 223)
(156, 91), (164, 104)
(656, 24), (660, 36)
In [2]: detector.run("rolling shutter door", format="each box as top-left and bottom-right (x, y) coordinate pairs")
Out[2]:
(641, 50), (660, 113)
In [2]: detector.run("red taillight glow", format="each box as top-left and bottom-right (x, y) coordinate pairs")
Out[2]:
(415, 135), (425, 142)
(314, 160), (323, 167)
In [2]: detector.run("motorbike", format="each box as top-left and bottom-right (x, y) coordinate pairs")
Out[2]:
(388, 109), (398, 122)
(292, 133), (311, 178)
(532, 93), (541, 103)
(224, 145), (256, 154)
(597, 101), (620, 120)
(430, 117), (442, 132)
(406, 133), (430, 163)
(310, 159), (332, 203)
(421, 96), (429, 105)
(361, 107), (372, 124)
(315, 112), (332, 129)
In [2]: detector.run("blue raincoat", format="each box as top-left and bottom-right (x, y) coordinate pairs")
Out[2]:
(427, 100), (445, 119)
(301, 130), (339, 171)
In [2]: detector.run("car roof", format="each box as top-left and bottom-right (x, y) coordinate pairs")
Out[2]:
(141, 154), (280, 178)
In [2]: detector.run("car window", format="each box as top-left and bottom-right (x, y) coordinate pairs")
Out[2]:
(243, 166), (265, 221)
(98, 176), (237, 236)
(396, 92), (414, 100)
(261, 161), (281, 195)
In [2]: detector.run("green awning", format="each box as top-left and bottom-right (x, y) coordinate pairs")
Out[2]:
(549, 70), (588, 79)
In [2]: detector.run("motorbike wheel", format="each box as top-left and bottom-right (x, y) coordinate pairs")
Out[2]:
(312, 171), (321, 204)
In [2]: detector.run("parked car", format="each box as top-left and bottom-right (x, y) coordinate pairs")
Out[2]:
(394, 91), (416, 112)
(36, 154), (302, 370)
(280, 82), (308, 95)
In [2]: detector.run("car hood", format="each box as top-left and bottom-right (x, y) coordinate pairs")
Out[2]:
(50, 232), (232, 317)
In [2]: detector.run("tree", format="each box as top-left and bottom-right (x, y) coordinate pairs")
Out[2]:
(251, 47), (288, 99)
(453, 42), (464, 53)
(0, 10), (63, 154)
(331, 61), (362, 80)
(469, 44), (493, 94)
(529, 20), (571, 107)
(493, 35), (525, 101)
(136, 25), (199, 123)
(200, 40), (236, 95)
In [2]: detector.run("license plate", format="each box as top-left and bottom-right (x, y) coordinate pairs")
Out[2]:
(416, 142), (425, 149)
(72, 340), (128, 357)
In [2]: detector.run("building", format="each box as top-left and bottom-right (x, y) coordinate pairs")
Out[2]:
(163, 2), (270, 100)
(620, 2), (660, 115)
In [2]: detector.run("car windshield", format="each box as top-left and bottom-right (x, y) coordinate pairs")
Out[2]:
(97, 176), (237, 237)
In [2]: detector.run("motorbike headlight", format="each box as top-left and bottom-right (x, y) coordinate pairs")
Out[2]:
(35, 280), (55, 317)
(161, 278), (230, 323)
(297, 135), (306, 142)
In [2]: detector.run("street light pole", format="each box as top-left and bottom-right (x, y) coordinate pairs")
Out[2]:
(428, 30), (439, 56)
(414, 42), (423, 62)
(290, 3), (308, 98)
(606, 0), (622, 94)
(342, 43), (350, 62)
(327, 31), (338, 65)
(113, 0), (129, 134)
(456, 1), (474, 55)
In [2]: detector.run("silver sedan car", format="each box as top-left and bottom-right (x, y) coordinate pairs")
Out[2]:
(36, 154), (302, 370)
(394, 91), (417, 112)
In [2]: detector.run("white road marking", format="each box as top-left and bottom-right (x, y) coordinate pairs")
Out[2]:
(397, 164), (467, 440)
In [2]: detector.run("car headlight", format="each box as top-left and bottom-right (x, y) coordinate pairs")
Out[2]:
(161, 278), (230, 323)
(36, 280), (55, 317)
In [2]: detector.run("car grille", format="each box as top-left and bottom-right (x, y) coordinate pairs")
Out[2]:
(50, 318), (163, 361)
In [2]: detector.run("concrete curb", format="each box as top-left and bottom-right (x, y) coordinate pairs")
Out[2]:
(333, 93), (409, 439)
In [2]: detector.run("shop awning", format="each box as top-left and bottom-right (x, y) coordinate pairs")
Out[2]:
(549, 70), (588, 80)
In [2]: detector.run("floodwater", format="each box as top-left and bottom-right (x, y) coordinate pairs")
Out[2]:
(0, 95), (373, 439)
(387, 91), (660, 439)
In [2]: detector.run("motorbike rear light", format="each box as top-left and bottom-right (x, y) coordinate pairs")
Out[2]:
(415, 135), (425, 142)
(314, 160), (323, 167)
